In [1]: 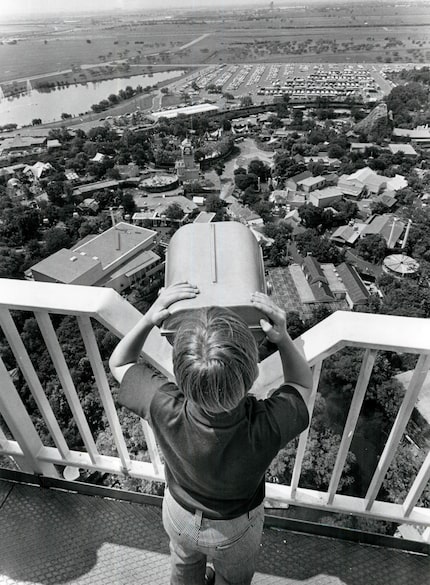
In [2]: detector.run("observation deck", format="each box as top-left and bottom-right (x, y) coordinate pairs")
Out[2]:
(0, 278), (429, 584)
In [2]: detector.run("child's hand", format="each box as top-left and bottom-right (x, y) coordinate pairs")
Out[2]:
(251, 292), (288, 345)
(147, 282), (199, 326)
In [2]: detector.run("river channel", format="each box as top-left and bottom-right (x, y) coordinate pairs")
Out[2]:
(0, 70), (184, 128)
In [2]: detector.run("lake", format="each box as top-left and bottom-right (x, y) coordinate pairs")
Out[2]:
(0, 70), (184, 127)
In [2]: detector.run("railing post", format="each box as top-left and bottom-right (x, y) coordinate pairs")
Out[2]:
(0, 308), (70, 458)
(403, 448), (430, 517)
(328, 349), (376, 504)
(365, 353), (430, 511)
(290, 360), (322, 499)
(0, 357), (59, 477)
(141, 419), (163, 477)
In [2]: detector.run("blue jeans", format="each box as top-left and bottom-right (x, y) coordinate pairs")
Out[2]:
(162, 488), (264, 585)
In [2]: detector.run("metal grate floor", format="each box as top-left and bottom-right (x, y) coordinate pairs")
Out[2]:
(0, 480), (428, 585)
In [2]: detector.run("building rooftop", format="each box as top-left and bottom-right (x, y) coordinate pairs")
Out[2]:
(135, 195), (198, 217)
(363, 215), (405, 248)
(194, 211), (216, 223)
(374, 192), (397, 208)
(331, 225), (362, 245)
(386, 174), (408, 192)
(29, 223), (157, 284)
(287, 171), (312, 185)
(73, 180), (120, 196)
(150, 103), (219, 121)
(24, 161), (53, 180)
(73, 222), (157, 270)
(349, 167), (387, 191)
(388, 143), (418, 156)
(393, 125), (430, 140)
(297, 175), (325, 188)
(29, 248), (101, 283)
(321, 263), (347, 295)
(303, 255), (328, 285)
(311, 186), (343, 200)
(337, 262), (370, 304)
(289, 263), (316, 304)
(228, 201), (263, 223)
(100, 250), (161, 284)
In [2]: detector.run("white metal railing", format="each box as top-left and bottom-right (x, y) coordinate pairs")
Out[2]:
(0, 278), (430, 542)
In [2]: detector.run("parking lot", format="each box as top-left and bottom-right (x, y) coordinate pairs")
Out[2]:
(174, 62), (407, 103)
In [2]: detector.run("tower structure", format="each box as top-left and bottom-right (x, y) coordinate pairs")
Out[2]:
(175, 137), (201, 184)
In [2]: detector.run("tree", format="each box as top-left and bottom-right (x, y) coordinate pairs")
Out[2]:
(253, 200), (274, 224)
(356, 234), (387, 263)
(296, 229), (342, 263)
(308, 129), (326, 145)
(248, 159), (271, 182)
(107, 93), (119, 104)
(383, 443), (430, 506)
(240, 95), (253, 107)
(214, 162), (225, 176)
(268, 114), (283, 129)
(379, 279), (430, 318)
(370, 200), (390, 216)
(305, 305), (333, 330)
(165, 203), (184, 221)
(268, 398), (356, 492)
(274, 93), (290, 117)
(332, 199), (359, 224)
(286, 311), (307, 339)
(269, 236), (288, 266)
(328, 143), (345, 159)
(292, 109), (304, 127)
(0, 248), (24, 278)
(242, 187), (260, 207)
(298, 204), (325, 230)
(0, 207), (41, 246)
(235, 172), (258, 191)
(205, 194), (228, 222)
(385, 81), (428, 123)
(264, 221), (292, 241)
(43, 228), (71, 256)
(119, 192), (136, 214)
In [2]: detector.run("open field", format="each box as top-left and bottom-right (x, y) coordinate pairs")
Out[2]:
(1, 3), (430, 85)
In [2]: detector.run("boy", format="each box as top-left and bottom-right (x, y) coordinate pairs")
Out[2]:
(109, 282), (312, 585)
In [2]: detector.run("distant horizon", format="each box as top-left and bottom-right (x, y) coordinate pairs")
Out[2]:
(2, 0), (426, 20)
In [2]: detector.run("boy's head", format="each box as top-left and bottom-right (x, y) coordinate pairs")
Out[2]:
(172, 307), (259, 413)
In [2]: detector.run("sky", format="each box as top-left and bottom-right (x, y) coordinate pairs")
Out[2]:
(1, 0), (264, 17)
(0, 0), (422, 18)
(0, 0), (389, 18)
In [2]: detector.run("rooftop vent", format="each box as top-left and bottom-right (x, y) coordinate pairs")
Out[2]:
(92, 256), (99, 261)
(70, 256), (77, 262)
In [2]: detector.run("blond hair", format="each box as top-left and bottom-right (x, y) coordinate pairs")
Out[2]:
(172, 307), (259, 413)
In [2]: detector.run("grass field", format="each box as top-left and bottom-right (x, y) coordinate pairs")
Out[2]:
(0, 3), (429, 85)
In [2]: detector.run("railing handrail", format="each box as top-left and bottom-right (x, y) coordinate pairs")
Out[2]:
(1, 278), (430, 539)
(255, 310), (430, 398)
(0, 278), (174, 378)
(3, 279), (430, 395)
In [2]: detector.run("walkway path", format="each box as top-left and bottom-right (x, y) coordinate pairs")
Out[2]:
(1, 479), (428, 585)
